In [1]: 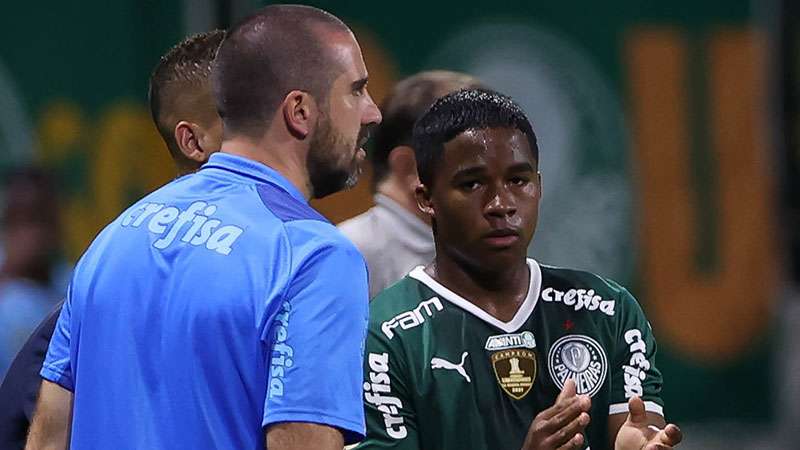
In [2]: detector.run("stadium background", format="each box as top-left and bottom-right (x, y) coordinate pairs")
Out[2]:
(1, 0), (797, 448)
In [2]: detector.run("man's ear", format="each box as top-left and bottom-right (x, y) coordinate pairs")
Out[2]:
(414, 183), (435, 219)
(174, 121), (207, 163)
(388, 146), (420, 186)
(281, 90), (316, 139)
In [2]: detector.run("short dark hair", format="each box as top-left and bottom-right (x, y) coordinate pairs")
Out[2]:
(212, 5), (350, 138)
(412, 88), (539, 187)
(371, 71), (481, 188)
(148, 30), (225, 163)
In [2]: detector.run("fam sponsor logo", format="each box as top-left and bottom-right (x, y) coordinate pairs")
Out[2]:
(548, 334), (608, 397)
(121, 201), (244, 255)
(269, 301), (294, 399)
(381, 297), (443, 339)
(485, 331), (537, 351)
(364, 353), (407, 439)
(541, 287), (615, 316)
(622, 328), (650, 398)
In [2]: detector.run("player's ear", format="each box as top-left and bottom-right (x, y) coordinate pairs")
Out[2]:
(415, 183), (434, 219)
(175, 121), (207, 163)
(282, 90), (315, 139)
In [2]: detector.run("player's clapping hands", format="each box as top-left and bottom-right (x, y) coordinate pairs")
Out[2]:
(614, 396), (682, 450)
(520, 379), (591, 450)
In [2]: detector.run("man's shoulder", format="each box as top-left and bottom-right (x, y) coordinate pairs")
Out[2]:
(256, 182), (329, 224)
(337, 206), (382, 251)
(368, 275), (439, 324)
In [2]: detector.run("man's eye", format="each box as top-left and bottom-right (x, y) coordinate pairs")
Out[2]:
(510, 177), (529, 186)
(460, 180), (481, 191)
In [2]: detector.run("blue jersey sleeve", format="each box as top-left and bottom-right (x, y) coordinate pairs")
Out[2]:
(262, 238), (369, 444)
(40, 289), (74, 391)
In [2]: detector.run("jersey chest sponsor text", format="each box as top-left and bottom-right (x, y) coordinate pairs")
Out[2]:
(121, 201), (244, 255)
(541, 287), (615, 316)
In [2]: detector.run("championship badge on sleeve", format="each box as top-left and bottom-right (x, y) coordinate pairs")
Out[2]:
(486, 331), (537, 400)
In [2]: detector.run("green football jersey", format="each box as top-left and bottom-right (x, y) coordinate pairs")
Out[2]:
(355, 259), (663, 450)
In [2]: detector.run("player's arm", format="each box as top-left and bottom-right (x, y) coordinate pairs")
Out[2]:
(520, 379), (591, 450)
(354, 328), (420, 450)
(606, 288), (682, 449)
(24, 380), (73, 450)
(262, 238), (370, 449)
(267, 422), (344, 450)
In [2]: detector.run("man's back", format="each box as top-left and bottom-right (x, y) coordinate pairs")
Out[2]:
(41, 153), (369, 449)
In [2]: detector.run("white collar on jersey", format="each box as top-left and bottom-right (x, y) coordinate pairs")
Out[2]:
(408, 258), (542, 333)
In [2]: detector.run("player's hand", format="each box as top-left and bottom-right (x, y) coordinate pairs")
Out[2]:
(520, 379), (591, 450)
(614, 396), (682, 450)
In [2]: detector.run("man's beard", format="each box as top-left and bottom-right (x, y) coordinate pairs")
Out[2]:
(306, 116), (362, 199)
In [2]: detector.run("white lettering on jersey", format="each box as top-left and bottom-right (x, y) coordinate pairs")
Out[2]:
(122, 201), (244, 255)
(269, 301), (294, 398)
(485, 331), (537, 351)
(431, 352), (471, 383)
(364, 353), (407, 439)
(622, 328), (650, 398)
(381, 297), (443, 339)
(541, 287), (615, 316)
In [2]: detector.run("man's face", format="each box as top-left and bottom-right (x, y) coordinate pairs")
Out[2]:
(423, 127), (540, 270)
(307, 32), (382, 199)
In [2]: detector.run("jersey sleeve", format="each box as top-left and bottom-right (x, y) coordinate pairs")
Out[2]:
(40, 289), (74, 391)
(262, 240), (370, 445)
(354, 327), (420, 450)
(608, 288), (664, 417)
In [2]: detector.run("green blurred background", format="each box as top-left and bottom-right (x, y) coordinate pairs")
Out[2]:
(1, 1), (797, 448)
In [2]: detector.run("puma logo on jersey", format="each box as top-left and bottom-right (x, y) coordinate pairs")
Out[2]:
(541, 287), (615, 316)
(431, 352), (471, 383)
(381, 297), (443, 339)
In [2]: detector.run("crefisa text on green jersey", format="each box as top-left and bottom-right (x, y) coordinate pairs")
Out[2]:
(541, 287), (615, 316)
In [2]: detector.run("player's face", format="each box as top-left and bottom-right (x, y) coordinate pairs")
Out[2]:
(307, 32), (382, 199)
(424, 127), (540, 269)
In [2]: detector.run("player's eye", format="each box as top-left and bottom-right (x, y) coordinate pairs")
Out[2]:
(459, 180), (482, 191)
(509, 176), (529, 186)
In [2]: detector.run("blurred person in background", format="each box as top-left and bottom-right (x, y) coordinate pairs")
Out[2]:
(0, 29), (225, 450)
(25, 4), (381, 450)
(356, 89), (681, 450)
(0, 168), (62, 378)
(339, 70), (480, 298)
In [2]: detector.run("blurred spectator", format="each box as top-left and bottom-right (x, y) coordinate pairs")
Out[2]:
(339, 71), (481, 298)
(0, 168), (62, 377)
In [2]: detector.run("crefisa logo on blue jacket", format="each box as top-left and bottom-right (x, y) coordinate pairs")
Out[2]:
(121, 201), (244, 255)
